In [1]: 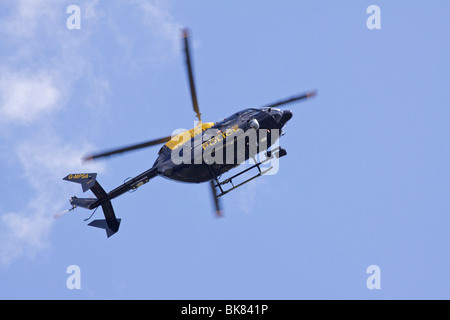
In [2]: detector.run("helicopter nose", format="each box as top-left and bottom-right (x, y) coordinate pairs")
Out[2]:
(281, 110), (293, 123)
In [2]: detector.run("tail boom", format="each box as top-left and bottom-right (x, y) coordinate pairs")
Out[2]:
(63, 167), (159, 237)
(63, 173), (121, 237)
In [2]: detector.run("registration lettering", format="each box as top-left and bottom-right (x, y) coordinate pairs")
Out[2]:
(68, 174), (89, 180)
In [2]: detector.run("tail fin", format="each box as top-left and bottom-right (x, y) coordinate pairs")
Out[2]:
(88, 218), (121, 238)
(63, 173), (97, 192)
(63, 173), (121, 237)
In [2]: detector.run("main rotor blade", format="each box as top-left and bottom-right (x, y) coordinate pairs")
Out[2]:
(84, 136), (172, 161)
(210, 180), (223, 217)
(260, 90), (317, 109)
(182, 29), (202, 122)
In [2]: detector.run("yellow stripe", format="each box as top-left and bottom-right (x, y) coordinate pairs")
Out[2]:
(165, 122), (215, 150)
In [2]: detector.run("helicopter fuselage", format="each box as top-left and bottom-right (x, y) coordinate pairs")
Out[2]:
(153, 107), (293, 183)
(63, 28), (315, 237)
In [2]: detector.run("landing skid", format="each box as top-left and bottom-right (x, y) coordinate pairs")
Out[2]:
(213, 147), (287, 198)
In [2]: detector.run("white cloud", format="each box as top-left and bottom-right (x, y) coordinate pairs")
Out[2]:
(133, 0), (183, 43)
(84, 0), (100, 20)
(15, 134), (105, 190)
(0, 135), (105, 265)
(0, 71), (61, 124)
(0, 0), (61, 38)
(0, 209), (52, 265)
(0, 0), (183, 265)
(0, 0), (105, 265)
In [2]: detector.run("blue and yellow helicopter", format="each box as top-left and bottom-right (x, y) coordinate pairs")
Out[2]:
(63, 29), (316, 237)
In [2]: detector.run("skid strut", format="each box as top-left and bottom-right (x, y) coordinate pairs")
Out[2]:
(214, 147), (286, 198)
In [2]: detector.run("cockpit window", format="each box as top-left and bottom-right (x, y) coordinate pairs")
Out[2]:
(215, 113), (239, 128)
(270, 108), (282, 122)
(237, 108), (259, 121)
(261, 107), (282, 122)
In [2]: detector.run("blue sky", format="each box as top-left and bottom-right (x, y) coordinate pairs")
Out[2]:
(0, 0), (449, 299)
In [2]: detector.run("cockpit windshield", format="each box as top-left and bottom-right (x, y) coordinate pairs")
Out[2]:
(237, 108), (259, 121)
(262, 107), (282, 122)
(215, 113), (239, 128)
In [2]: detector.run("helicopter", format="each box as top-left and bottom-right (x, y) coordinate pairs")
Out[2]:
(62, 29), (317, 237)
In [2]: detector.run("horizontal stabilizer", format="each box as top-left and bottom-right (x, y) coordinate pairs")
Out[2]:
(63, 173), (97, 192)
(88, 219), (121, 238)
